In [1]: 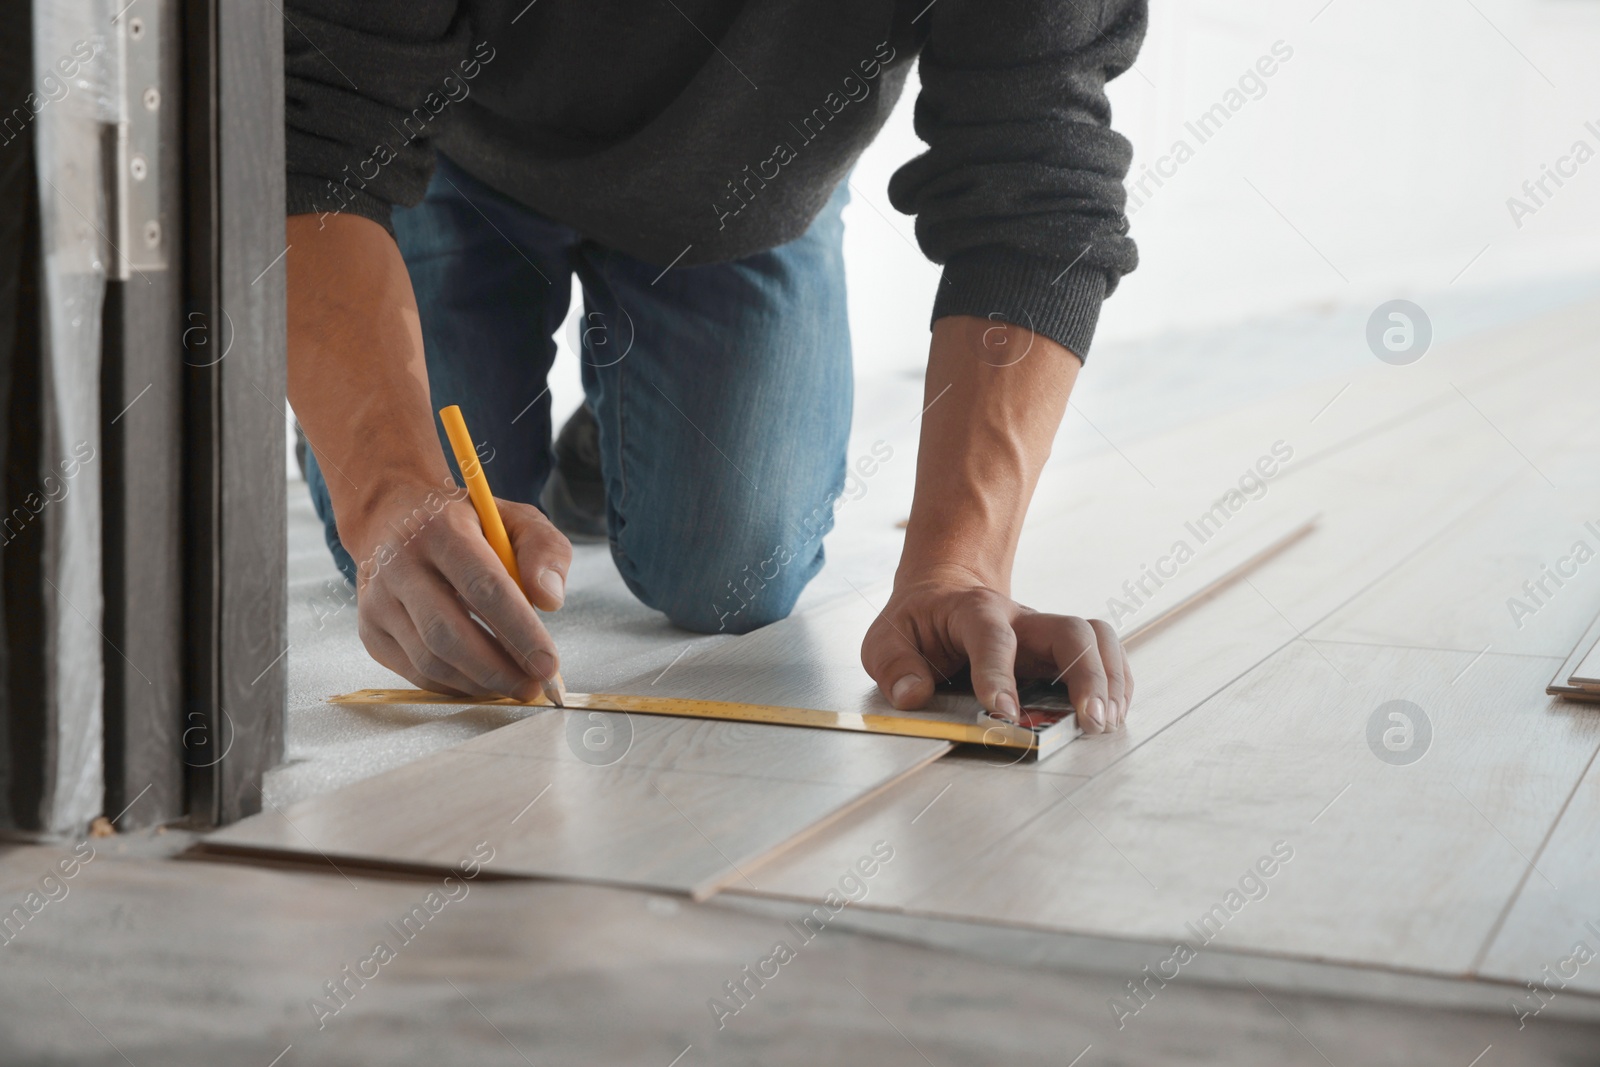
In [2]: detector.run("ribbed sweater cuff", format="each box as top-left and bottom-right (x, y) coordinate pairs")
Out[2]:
(931, 248), (1108, 362)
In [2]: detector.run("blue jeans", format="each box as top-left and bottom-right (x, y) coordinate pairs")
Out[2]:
(305, 156), (854, 634)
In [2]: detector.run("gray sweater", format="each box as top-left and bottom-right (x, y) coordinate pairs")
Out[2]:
(284, 0), (1144, 357)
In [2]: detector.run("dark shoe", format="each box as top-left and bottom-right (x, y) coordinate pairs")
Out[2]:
(541, 402), (609, 542)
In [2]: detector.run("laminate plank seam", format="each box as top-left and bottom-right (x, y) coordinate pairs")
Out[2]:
(1448, 783), (1562, 891)
(258, 808), (363, 892)
(1019, 386), (1450, 532)
(887, 467), (1536, 910)
(648, 781), (763, 899)
(700, 743), (952, 899)
(1309, 783), (1352, 824)
(1468, 734), (1600, 975)
(1118, 516), (1319, 649)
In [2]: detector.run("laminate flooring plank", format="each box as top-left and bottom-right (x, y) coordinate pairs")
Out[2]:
(1309, 476), (1600, 658)
(1566, 630), (1600, 689)
(1017, 405), (1530, 779)
(1548, 609), (1600, 699)
(733, 757), (1092, 904)
(1477, 738), (1600, 996)
(1287, 321), (1600, 661)
(880, 645), (1600, 977)
(1011, 403), (1539, 776)
(199, 710), (949, 900)
(1224, 404), (1532, 632)
(451, 704), (941, 787)
(1040, 580), (1301, 778)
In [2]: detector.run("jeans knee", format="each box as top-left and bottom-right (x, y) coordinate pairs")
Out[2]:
(677, 580), (801, 634)
(623, 537), (821, 635)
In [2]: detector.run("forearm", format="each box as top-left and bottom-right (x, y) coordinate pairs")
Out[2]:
(286, 212), (452, 536)
(897, 315), (1080, 596)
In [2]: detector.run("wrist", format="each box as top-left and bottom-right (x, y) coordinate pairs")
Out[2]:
(894, 551), (1008, 597)
(896, 474), (1024, 594)
(330, 463), (463, 557)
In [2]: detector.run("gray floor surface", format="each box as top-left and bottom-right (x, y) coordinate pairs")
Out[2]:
(9, 277), (1600, 1063)
(1, 835), (1596, 1066)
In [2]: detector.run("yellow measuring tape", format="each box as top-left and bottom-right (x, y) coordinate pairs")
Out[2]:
(328, 688), (1043, 750)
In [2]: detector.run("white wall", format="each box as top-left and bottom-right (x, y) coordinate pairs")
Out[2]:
(839, 0), (1600, 367)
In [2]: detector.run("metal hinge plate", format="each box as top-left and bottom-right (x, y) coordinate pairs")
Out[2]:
(110, 3), (165, 277)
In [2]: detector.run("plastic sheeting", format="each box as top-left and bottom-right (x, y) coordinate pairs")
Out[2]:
(28, 0), (119, 834)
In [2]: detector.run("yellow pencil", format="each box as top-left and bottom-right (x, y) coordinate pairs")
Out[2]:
(438, 404), (565, 707)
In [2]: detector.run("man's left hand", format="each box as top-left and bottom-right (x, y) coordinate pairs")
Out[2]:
(860, 563), (1131, 735)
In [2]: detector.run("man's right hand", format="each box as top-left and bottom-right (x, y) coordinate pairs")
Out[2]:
(344, 485), (569, 702)
(286, 212), (567, 701)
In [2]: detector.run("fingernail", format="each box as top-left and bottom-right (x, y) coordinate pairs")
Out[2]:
(1084, 697), (1105, 728)
(994, 691), (1020, 723)
(538, 568), (566, 606)
(533, 650), (558, 681)
(891, 674), (922, 706)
